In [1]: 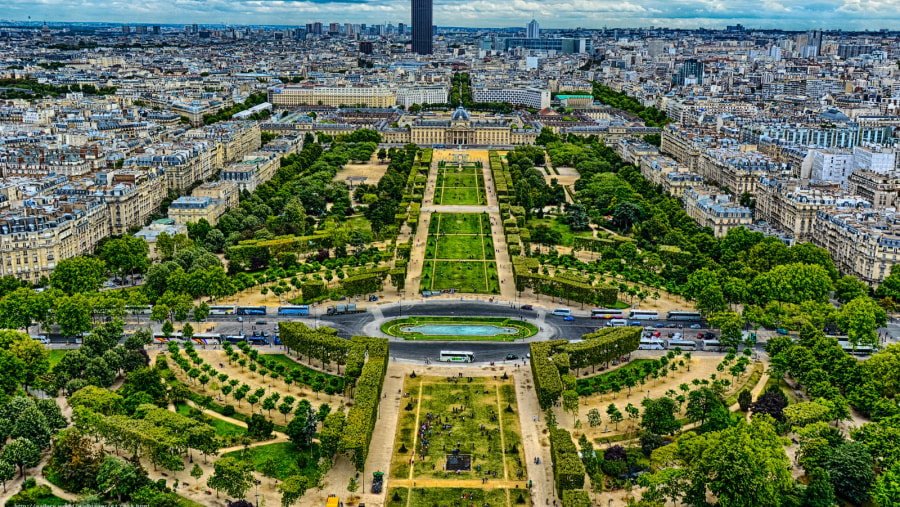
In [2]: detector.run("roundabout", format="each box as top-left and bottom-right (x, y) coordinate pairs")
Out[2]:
(382, 316), (538, 341)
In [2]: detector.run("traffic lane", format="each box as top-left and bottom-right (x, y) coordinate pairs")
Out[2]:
(388, 341), (530, 363)
(381, 301), (535, 319)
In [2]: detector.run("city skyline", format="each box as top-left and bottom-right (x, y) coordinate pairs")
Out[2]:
(3, 0), (900, 31)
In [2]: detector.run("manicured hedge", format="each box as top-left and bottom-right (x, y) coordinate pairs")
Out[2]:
(530, 341), (567, 409)
(549, 428), (585, 493)
(561, 490), (591, 507)
(341, 360), (385, 471)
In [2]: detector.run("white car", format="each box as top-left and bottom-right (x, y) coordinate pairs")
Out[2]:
(31, 335), (50, 345)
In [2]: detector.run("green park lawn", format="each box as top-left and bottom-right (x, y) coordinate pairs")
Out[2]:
(436, 186), (485, 206)
(421, 213), (499, 294)
(387, 488), (528, 507)
(525, 216), (594, 247)
(48, 349), (68, 368)
(429, 261), (488, 293)
(433, 235), (485, 260)
(222, 442), (321, 481)
(433, 213), (489, 235)
(174, 403), (246, 438)
(390, 376), (526, 483)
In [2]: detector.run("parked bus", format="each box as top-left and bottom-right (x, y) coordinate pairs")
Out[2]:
(209, 305), (237, 315)
(191, 333), (221, 345)
(629, 310), (660, 320)
(439, 350), (476, 363)
(840, 342), (877, 356)
(237, 306), (267, 316)
(610, 319), (628, 327)
(126, 305), (152, 315)
(638, 339), (667, 350)
(667, 311), (703, 322)
(591, 309), (625, 319)
(153, 332), (183, 343)
(223, 335), (246, 344)
(667, 339), (698, 351)
(702, 339), (722, 351)
(247, 336), (269, 346)
(277, 305), (310, 316)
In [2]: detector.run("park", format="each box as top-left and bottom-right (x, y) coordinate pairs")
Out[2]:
(420, 213), (501, 294)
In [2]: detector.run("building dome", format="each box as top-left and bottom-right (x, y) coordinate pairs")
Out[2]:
(451, 106), (470, 122)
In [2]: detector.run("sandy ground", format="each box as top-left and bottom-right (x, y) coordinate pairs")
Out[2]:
(333, 153), (389, 187)
(149, 349), (343, 422)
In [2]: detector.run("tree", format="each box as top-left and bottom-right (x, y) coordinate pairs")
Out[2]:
(207, 457), (255, 499)
(738, 388), (752, 412)
(56, 294), (93, 338)
(287, 401), (317, 447)
(681, 418), (792, 507)
(100, 236), (150, 284)
(823, 441), (875, 505)
(562, 390), (579, 424)
(377, 148), (387, 163)
(802, 467), (836, 507)
(347, 476), (359, 497)
(750, 389), (788, 422)
(638, 468), (687, 507)
(586, 408), (602, 428)
(194, 302), (210, 323)
(835, 275), (869, 304)
(709, 311), (744, 349)
(696, 284), (727, 315)
(181, 323), (195, 342)
(161, 320), (175, 338)
(606, 404), (623, 431)
(191, 463), (203, 485)
(0, 288), (51, 331)
(2, 437), (40, 478)
(279, 475), (309, 507)
(837, 296), (887, 348)
(0, 460), (13, 492)
(872, 460), (900, 507)
(11, 406), (51, 450)
(51, 256), (106, 295)
(640, 397), (680, 435)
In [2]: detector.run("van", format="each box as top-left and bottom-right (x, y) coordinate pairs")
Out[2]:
(552, 308), (571, 317)
(610, 319), (627, 327)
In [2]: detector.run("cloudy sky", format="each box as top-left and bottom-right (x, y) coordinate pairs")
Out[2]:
(5, 0), (899, 30)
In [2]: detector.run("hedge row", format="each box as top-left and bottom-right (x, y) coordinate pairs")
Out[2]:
(549, 428), (585, 494)
(279, 322), (350, 369)
(561, 490), (591, 507)
(340, 336), (388, 471)
(530, 328), (641, 408)
(513, 272), (617, 307)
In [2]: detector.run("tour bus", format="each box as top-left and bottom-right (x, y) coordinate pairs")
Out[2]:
(702, 339), (722, 351)
(191, 333), (221, 345)
(439, 350), (476, 363)
(277, 305), (310, 316)
(840, 341), (877, 356)
(125, 305), (152, 315)
(629, 310), (660, 320)
(247, 336), (269, 346)
(610, 319), (628, 327)
(551, 308), (571, 317)
(223, 335), (246, 344)
(591, 309), (625, 319)
(208, 305), (237, 315)
(667, 311), (703, 322)
(667, 339), (698, 351)
(237, 306), (267, 316)
(638, 338), (667, 350)
(153, 332), (183, 344)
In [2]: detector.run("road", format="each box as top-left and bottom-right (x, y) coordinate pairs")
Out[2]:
(40, 301), (719, 364)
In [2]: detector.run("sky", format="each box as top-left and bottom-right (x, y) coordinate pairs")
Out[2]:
(5, 0), (900, 31)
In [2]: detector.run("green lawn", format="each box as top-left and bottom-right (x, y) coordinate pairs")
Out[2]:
(222, 442), (321, 481)
(48, 349), (68, 368)
(433, 213), (489, 235)
(388, 488), (527, 507)
(526, 216), (593, 247)
(430, 261), (488, 292)
(391, 377), (525, 484)
(434, 235), (485, 260)
(436, 186), (485, 206)
(175, 403), (246, 438)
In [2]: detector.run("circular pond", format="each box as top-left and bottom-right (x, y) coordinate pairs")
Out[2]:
(400, 324), (519, 336)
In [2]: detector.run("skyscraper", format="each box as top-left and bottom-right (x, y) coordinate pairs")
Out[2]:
(526, 19), (539, 39)
(411, 0), (433, 55)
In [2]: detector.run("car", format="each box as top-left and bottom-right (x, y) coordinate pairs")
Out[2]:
(521, 304), (534, 311)
(252, 330), (260, 337)
(506, 354), (518, 360)
(652, 331), (661, 337)
(237, 317), (243, 322)
(261, 331), (268, 337)
(256, 321), (267, 326)
(564, 315), (575, 321)
(677, 324), (684, 329)
(690, 323), (702, 329)
(629, 320), (642, 326)
(697, 333), (704, 339)
(655, 323), (666, 328)
(526, 353), (531, 359)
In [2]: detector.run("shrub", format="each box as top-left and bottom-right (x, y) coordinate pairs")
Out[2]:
(640, 432), (665, 457)
(222, 405), (236, 417)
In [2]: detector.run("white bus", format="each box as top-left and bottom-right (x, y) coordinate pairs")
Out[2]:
(191, 333), (221, 345)
(667, 339), (698, 351)
(153, 332), (184, 344)
(840, 342), (877, 356)
(209, 305), (237, 315)
(591, 309), (625, 319)
(638, 339), (667, 350)
(702, 339), (722, 351)
(439, 350), (476, 363)
(667, 311), (703, 322)
(629, 310), (660, 320)
(551, 308), (571, 317)
(610, 319), (628, 327)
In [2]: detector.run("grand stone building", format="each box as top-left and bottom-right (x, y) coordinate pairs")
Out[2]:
(381, 107), (537, 146)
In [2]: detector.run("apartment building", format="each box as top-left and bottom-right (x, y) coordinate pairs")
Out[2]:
(664, 172), (704, 198)
(185, 122), (261, 164)
(0, 145), (106, 178)
(192, 180), (239, 210)
(126, 141), (221, 192)
(698, 148), (783, 196)
(0, 198), (109, 282)
(814, 209), (900, 286)
(660, 125), (717, 171)
(396, 86), (449, 108)
(220, 154), (279, 194)
(167, 196), (226, 226)
(471, 87), (550, 109)
(615, 139), (659, 167)
(810, 149), (854, 184)
(846, 169), (900, 208)
(268, 85), (395, 108)
(755, 177), (871, 242)
(682, 186), (753, 238)
(640, 155), (681, 187)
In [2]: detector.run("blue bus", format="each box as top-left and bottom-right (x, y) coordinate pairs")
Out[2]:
(237, 306), (267, 316)
(224, 335), (246, 344)
(277, 305), (309, 316)
(247, 336), (269, 346)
